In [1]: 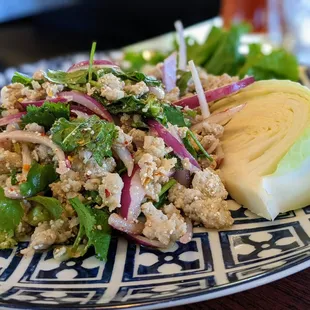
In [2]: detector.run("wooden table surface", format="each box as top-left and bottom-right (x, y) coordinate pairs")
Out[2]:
(172, 268), (310, 310)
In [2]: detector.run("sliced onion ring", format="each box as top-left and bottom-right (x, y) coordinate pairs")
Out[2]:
(67, 60), (118, 72)
(0, 130), (69, 174)
(173, 76), (255, 109)
(0, 112), (26, 127)
(173, 169), (191, 187)
(148, 119), (200, 172)
(59, 91), (113, 122)
(120, 165), (145, 222)
(113, 145), (134, 177)
(108, 213), (144, 235)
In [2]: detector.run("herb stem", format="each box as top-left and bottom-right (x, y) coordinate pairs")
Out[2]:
(68, 84), (87, 92)
(187, 130), (213, 161)
(88, 42), (97, 83)
(90, 80), (101, 88)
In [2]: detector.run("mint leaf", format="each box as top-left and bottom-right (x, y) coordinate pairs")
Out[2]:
(27, 196), (63, 219)
(69, 197), (111, 261)
(51, 115), (117, 165)
(20, 162), (58, 197)
(11, 72), (32, 86)
(21, 102), (70, 130)
(0, 187), (24, 234)
(44, 69), (88, 85)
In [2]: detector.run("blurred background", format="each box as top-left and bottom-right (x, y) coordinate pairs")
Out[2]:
(0, 0), (309, 70)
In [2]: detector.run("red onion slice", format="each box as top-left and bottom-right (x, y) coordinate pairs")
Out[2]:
(128, 234), (168, 248)
(0, 130), (69, 174)
(173, 169), (191, 187)
(0, 112), (26, 127)
(67, 60), (118, 72)
(173, 76), (255, 108)
(108, 213), (144, 235)
(120, 165), (145, 222)
(112, 145), (134, 177)
(21, 97), (68, 108)
(179, 218), (193, 244)
(59, 91), (113, 122)
(148, 119), (200, 172)
(162, 52), (177, 92)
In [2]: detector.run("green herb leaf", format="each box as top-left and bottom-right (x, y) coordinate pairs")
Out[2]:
(27, 196), (63, 219)
(44, 69), (88, 85)
(19, 162), (58, 197)
(188, 26), (225, 66)
(205, 23), (251, 76)
(123, 50), (167, 71)
(0, 187), (24, 234)
(51, 115), (117, 165)
(176, 70), (192, 96)
(99, 68), (161, 87)
(84, 191), (103, 206)
(11, 72), (33, 86)
(105, 94), (165, 121)
(70, 197), (111, 261)
(163, 104), (189, 127)
(238, 44), (299, 81)
(21, 102), (70, 130)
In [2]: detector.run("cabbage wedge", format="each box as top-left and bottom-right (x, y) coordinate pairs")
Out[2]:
(211, 80), (310, 220)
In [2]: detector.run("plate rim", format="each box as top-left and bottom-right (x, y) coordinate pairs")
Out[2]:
(1, 249), (309, 310)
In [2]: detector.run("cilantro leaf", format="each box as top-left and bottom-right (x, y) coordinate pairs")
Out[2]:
(89, 208), (111, 261)
(19, 162), (58, 197)
(99, 68), (161, 87)
(0, 187), (24, 235)
(69, 197), (111, 261)
(27, 196), (63, 219)
(44, 69), (88, 85)
(11, 72), (33, 86)
(21, 102), (70, 130)
(51, 115), (117, 165)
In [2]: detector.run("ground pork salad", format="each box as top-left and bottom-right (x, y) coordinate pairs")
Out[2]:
(0, 37), (256, 262)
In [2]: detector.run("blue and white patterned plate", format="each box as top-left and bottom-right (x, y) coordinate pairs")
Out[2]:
(1, 54), (310, 309)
